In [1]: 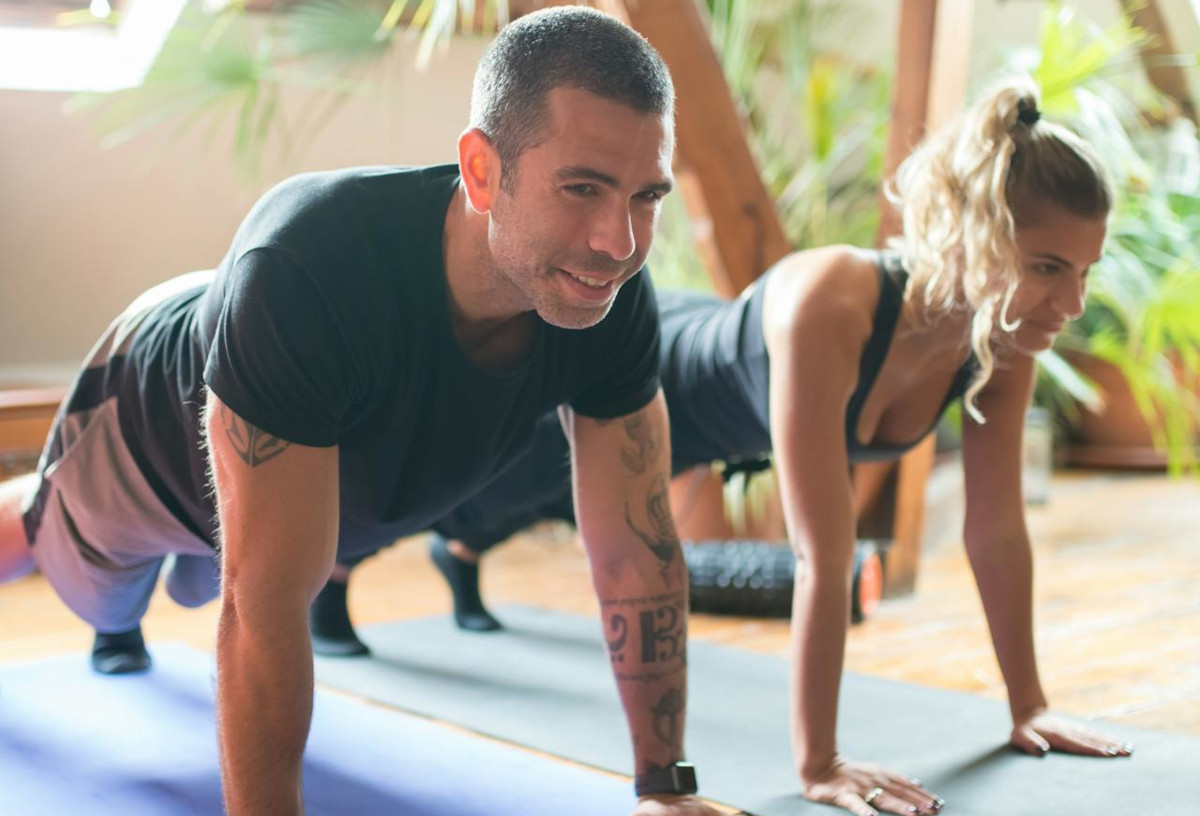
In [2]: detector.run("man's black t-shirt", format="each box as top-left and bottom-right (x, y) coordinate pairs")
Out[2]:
(116, 164), (661, 560)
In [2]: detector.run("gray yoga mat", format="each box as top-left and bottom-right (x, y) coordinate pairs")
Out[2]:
(0, 643), (638, 815)
(315, 605), (1195, 816)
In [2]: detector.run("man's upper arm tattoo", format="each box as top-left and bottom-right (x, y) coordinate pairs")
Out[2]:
(617, 413), (661, 475)
(219, 404), (292, 467)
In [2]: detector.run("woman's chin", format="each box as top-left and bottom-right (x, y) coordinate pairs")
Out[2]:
(1013, 330), (1057, 357)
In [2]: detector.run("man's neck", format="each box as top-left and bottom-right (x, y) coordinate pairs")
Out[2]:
(441, 184), (538, 372)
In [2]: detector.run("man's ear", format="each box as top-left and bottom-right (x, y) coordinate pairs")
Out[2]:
(458, 128), (502, 213)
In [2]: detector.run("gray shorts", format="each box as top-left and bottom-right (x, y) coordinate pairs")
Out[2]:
(22, 272), (220, 633)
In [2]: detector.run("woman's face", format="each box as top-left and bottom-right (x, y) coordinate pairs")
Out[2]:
(1006, 204), (1108, 355)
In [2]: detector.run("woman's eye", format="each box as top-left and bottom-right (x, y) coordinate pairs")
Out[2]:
(1034, 263), (1059, 275)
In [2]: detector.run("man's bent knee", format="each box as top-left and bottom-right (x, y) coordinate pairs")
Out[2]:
(165, 553), (221, 608)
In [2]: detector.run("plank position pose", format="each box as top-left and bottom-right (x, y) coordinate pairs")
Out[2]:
(0, 9), (725, 815)
(319, 78), (1135, 816)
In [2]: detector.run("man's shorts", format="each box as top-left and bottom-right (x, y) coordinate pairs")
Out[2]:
(21, 272), (218, 634)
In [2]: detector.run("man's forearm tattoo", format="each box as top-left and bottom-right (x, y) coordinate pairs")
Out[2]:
(605, 613), (630, 663)
(602, 593), (688, 764)
(624, 474), (679, 582)
(604, 591), (686, 671)
(651, 687), (684, 751)
(219, 405), (291, 467)
(618, 414), (660, 475)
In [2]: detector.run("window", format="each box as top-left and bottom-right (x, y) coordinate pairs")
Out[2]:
(0, 0), (185, 92)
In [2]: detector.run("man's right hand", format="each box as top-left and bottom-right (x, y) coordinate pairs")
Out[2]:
(802, 755), (943, 816)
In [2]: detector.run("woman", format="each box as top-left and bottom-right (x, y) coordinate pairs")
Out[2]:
(316, 78), (1133, 815)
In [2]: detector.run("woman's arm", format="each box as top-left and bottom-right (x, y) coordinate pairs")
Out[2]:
(961, 355), (1047, 720)
(962, 355), (1132, 758)
(764, 250), (941, 816)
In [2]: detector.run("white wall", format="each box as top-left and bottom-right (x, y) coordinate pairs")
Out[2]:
(0, 35), (486, 383)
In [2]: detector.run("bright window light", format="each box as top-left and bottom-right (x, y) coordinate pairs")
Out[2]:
(0, 0), (186, 93)
(89, 0), (112, 19)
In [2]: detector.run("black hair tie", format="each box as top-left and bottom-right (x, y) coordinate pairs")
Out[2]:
(1017, 107), (1041, 126)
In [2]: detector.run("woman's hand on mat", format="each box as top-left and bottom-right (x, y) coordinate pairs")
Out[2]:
(1010, 710), (1134, 758)
(801, 755), (943, 816)
(631, 794), (725, 815)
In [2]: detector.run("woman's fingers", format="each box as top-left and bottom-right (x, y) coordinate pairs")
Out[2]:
(806, 760), (944, 816)
(1014, 716), (1136, 758)
(829, 782), (942, 816)
(892, 775), (942, 805)
(1046, 729), (1134, 757)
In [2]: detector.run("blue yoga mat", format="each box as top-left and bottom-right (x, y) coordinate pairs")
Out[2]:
(314, 605), (1197, 816)
(0, 643), (638, 815)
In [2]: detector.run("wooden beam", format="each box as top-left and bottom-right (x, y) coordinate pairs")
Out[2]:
(865, 0), (973, 598)
(598, 0), (792, 297)
(874, 0), (937, 244)
(925, 1), (975, 133)
(1119, 0), (1197, 125)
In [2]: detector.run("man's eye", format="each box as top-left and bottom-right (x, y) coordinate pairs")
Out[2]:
(565, 184), (597, 197)
(636, 190), (664, 203)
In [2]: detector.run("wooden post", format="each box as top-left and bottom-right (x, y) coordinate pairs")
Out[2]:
(873, 1), (937, 244)
(863, 0), (973, 598)
(597, 0), (792, 297)
(1119, 0), (1197, 125)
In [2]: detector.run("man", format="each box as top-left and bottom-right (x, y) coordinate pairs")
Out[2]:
(0, 8), (721, 815)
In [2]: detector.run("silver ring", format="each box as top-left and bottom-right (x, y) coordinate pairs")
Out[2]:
(864, 787), (884, 805)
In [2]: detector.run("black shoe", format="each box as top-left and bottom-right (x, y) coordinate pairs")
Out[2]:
(428, 534), (502, 632)
(309, 579), (370, 657)
(91, 627), (152, 675)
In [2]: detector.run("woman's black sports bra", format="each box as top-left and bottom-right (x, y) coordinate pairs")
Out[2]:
(658, 251), (978, 471)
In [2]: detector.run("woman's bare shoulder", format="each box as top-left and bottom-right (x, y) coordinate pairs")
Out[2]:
(762, 245), (880, 342)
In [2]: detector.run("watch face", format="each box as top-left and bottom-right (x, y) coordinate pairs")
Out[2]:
(635, 762), (699, 797)
(672, 763), (698, 793)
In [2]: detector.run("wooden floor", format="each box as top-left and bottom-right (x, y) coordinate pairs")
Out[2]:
(1, 469), (1198, 740)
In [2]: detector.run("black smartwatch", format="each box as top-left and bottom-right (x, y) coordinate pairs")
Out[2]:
(634, 761), (698, 798)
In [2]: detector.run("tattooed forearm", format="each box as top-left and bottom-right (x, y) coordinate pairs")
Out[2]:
(618, 413), (661, 475)
(601, 594), (688, 771)
(624, 474), (680, 582)
(219, 405), (291, 467)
